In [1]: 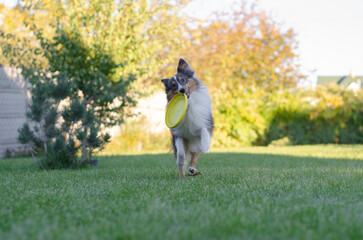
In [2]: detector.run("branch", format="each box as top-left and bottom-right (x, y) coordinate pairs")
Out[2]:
(80, 95), (94, 165)
(79, 148), (91, 165)
(68, 122), (74, 144)
(43, 142), (48, 163)
(29, 146), (44, 169)
(84, 95), (95, 106)
(92, 141), (106, 159)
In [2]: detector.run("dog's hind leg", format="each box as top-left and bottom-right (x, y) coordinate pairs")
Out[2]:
(190, 152), (200, 168)
(175, 138), (186, 178)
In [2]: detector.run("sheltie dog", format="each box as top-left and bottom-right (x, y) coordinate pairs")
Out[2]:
(161, 58), (214, 178)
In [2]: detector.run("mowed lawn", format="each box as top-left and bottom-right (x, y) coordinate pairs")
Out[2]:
(1, 145), (363, 240)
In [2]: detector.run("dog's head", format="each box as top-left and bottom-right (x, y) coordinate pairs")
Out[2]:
(161, 58), (199, 101)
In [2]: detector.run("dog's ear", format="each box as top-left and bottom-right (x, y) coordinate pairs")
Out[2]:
(177, 58), (195, 77)
(161, 78), (168, 85)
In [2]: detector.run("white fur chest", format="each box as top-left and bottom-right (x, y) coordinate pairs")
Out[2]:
(171, 87), (212, 140)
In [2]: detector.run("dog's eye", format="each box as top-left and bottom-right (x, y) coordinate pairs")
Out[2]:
(181, 79), (187, 83)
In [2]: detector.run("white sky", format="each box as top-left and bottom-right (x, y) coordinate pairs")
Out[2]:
(3, 0), (363, 85)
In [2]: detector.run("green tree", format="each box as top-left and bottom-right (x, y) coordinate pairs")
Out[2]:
(1, 28), (134, 168)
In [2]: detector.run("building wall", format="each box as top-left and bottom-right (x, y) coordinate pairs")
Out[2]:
(134, 92), (168, 133)
(0, 66), (28, 158)
(107, 92), (168, 138)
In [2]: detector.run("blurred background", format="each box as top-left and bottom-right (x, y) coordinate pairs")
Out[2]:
(0, 0), (362, 157)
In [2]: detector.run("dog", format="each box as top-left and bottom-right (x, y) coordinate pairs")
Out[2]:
(161, 58), (214, 178)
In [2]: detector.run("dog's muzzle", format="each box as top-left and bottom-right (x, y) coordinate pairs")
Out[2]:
(179, 88), (190, 98)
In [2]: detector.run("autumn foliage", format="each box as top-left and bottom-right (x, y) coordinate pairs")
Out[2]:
(175, 4), (306, 146)
(183, 5), (304, 90)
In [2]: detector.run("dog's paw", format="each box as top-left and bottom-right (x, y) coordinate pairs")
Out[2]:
(188, 167), (201, 176)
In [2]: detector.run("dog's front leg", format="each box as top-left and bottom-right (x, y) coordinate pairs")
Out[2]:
(200, 128), (211, 153)
(175, 138), (186, 178)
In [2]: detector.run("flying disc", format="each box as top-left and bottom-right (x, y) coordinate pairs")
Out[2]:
(165, 94), (188, 128)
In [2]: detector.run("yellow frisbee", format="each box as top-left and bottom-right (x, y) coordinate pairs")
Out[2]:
(165, 94), (188, 128)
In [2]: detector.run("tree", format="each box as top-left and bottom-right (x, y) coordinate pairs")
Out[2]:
(179, 3), (305, 146)
(0, 0), (189, 92)
(183, 3), (304, 91)
(2, 28), (134, 168)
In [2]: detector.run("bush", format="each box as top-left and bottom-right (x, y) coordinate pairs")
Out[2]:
(211, 84), (363, 148)
(212, 86), (268, 148)
(264, 85), (363, 145)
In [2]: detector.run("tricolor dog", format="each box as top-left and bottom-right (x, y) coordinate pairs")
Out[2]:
(161, 59), (214, 178)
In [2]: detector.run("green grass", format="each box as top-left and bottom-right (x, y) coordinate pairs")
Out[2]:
(1, 145), (363, 240)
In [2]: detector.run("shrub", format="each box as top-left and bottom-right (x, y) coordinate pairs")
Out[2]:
(264, 85), (363, 145)
(212, 84), (362, 148)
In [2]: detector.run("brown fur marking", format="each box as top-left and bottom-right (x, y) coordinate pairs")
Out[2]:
(187, 78), (198, 93)
(167, 91), (177, 102)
